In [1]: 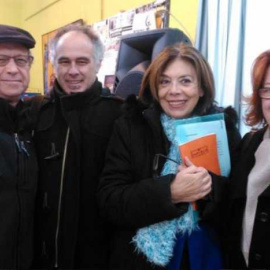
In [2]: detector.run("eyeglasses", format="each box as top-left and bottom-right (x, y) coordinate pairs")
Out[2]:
(0, 55), (33, 68)
(259, 87), (270, 99)
(152, 153), (180, 179)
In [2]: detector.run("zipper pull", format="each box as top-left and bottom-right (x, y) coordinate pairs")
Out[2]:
(44, 142), (60, 160)
(14, 133), (30, 157)
(21, 141), (30, 157)
(14, 133), (22, 153)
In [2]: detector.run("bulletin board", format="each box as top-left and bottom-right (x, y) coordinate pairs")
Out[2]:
(42, 19), (83, 94)
(93, 0), (170, 91)
(41, 1), (170, 94)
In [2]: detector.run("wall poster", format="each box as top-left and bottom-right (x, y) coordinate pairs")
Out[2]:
(93, 0), (170, 91)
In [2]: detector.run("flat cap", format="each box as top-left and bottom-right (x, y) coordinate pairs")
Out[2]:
(0, 24), (35, 49)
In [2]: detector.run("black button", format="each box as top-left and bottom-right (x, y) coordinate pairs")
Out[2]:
(255, 253), (262, 261)
(260, 212), (268, 222)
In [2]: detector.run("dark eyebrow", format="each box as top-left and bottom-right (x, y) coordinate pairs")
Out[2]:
(57, 57), (90, 61)
(58, 57), (70, 61)
(76, 57), (91, 62)
(179, 75), (193, 79)
(160, 74), (193, 79)
(0, 54), (29, 58)
(77, 57), (90, 60)
(15, 54), (30, 57)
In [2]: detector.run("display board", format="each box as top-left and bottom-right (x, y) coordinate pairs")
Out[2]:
(41, 1), (169, 94)
(93, 0), (169, 91)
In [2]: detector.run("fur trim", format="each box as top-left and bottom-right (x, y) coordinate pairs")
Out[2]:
(224, 106), (239, 125)
(121, 94), (148, 118)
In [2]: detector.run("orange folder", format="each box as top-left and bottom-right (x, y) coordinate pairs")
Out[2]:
(179, 133), (221, 176)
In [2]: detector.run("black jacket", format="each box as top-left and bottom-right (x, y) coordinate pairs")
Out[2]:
(227, 127), (270, 269)
(0, 98), (38, 269)
(32, 79), (122, 269)
(98, 96), (241, 270)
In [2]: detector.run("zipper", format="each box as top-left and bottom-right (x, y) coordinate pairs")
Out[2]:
(15, 133), (21, 268)
(15, 133), (29, 156)
(54, 127), (70, 268)
(14, 133), (29, 268)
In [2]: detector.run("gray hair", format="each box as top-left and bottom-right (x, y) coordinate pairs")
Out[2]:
(49, 24), (104, 69)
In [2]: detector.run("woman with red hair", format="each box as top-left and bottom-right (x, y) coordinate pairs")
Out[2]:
(228, 49), (270, 269)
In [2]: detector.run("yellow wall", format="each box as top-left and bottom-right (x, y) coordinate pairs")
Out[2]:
(170, 0), (198, 45)
(0, 0), (22, 26)
(103, 0), (152, 18)
(1, 0), (198, 94)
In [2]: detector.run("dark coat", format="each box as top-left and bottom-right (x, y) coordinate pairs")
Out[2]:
(227, 127), (270, 269)
(32, 79), (122, 269)
(0, 98), (38, 269)
(97, 96), (241, 270)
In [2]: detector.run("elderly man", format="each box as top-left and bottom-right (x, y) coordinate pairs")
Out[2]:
(0, 24), (37, 268)
(33, 24), (122, 269)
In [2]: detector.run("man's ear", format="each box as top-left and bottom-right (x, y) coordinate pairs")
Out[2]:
(51, 62), (57, 77)
(95, 60), (102, 73)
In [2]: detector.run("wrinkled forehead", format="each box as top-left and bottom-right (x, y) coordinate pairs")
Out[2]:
(0, 42), (29, 55)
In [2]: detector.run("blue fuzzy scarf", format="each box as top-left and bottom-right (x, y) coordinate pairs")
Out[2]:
(132, 113), (199, 267)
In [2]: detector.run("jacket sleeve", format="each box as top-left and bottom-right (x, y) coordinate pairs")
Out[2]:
(97, 119), (188, 229)
(197, 116), (242, 224)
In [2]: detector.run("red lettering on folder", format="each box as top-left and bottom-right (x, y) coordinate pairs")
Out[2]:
(179, 133), (221, 175)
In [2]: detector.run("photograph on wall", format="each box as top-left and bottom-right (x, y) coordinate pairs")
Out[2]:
(42, 19), (83, 94)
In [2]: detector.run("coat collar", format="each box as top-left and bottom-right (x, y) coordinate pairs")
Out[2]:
(51, 78), (102, 111)
(232, 128), (266, 199)
(37, 79), (105, 135)
(143, 104), (170, 162)
(0, 98), (15, 132)
(0, 98), (26, 133)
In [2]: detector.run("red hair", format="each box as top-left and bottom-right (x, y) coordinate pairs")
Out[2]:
(245, 50), (270, 126)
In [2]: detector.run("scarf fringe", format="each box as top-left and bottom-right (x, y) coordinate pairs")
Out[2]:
(132, 205), (200, 266)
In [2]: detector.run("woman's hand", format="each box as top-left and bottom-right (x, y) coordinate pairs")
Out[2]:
(170, 157), (212, 204)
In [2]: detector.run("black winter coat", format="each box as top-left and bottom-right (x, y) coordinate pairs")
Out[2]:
(98, 96), (241, 270)
(32, 79), (122, 269)
(227, 127), (270, 269)
(0, 98), (38, 269)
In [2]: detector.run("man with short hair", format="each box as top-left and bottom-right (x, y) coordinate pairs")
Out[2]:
(33, 24), (122, 269)
(0, 24), (37, 268)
